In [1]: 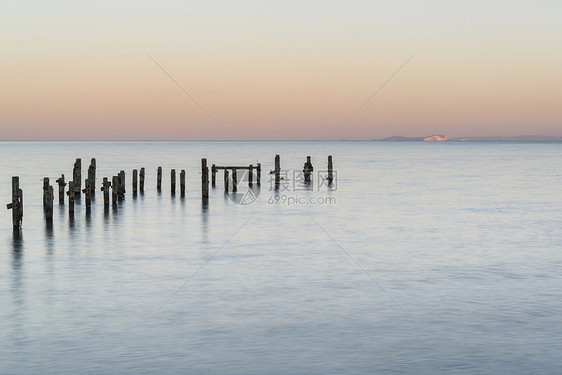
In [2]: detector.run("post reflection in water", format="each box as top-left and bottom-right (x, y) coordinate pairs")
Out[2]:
(45, 220), (54, 255)
(201, 198), (209, 242)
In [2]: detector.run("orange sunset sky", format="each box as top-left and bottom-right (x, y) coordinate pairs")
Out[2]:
(1, 1), (561, 140)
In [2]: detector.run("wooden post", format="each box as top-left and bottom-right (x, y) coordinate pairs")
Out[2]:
(44, 179), (53, 221)
(248, 165), (253, 186)
(55, 174), (66, 204)
(101, 177), (110, 206)
(303, 156), (313, 183)
(67, 181), (75, 213)
(73, 158), (82, 194)
(257, 163), (261, 186)
(88, 158), (96, 193)
(132, 169), (138, 195)
(328, 155), (333, 185)
(224, 169), (229, 192)
(171, 169), (176, 194)
(82, 178), (91, 211)
(118, 170), (125, 199)
(111, 176), (118, 205)
(157, 167), (162, 191)
(211, 164), (216, 187)
(139, 167), (145, 192)
(180, 169), (186, 196)
(201, 159), (209, 198)
(43, 177), (50, 208)
(232, 169), (238, 192)
(274, 154), (280, 188)
(6, 176), (23, 229)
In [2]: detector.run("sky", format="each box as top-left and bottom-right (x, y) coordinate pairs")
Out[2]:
(1, 0), (561, 140)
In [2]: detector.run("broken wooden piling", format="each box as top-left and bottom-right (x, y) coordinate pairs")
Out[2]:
(171, 169), (176, 194)
(139, 167), (145, 192)
(55, 174), (66, 204)
(211, 164), (216, 187)
(224, 169), (229, 192)
(111, 176), (118, 205)
(157, 167), (162, 191)
(303, 156), (313, 183)
(248, 164), (253, 186)
(82, 178), (91, 211)
(118, 171), (125, 200)
(101, 177), (110, 206)
(232, 168), (238, 192)
(67, 181), (75, 213)
(180, 169), (186, 196)
(6, 176), (23, 230)
(274, 154), (280, 188)
(44, 178), (53, 221)
(88, 158), (96, 193)
(257, 163), (261, 185)
(328, 155), (333, 185)
(201, 158), (209, 198)
(73, 158), (82, 195)
(132, 169), (138, 195)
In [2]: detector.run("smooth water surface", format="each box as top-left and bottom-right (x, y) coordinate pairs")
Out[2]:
(1, 141), (561, 374)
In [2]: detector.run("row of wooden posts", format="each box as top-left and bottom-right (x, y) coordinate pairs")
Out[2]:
(6, 155), (333, 230)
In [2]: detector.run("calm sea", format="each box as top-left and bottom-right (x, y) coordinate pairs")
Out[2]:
(1, 141), (561, 374)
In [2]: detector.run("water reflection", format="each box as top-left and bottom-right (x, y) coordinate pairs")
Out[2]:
(12, 230), (23, 267)
(44, 220), (54, 255)
(201, 198), (209, 241)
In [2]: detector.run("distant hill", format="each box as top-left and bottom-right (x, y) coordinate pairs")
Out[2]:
(377, 135), (562, 142)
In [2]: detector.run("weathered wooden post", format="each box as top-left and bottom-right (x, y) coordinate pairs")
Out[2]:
(257, 163), (261, 186)
(88, 158), (96, 193)
(82, 178), (91, 211)
(43, 177), (50, 208)
(67, 181), (75, 213)
(118, 170), (125, 200)
(303, 156), (313, 183)
(44, 178), (54, 221)
(232, 168), (238, 192)
(328, 155), (333, 185)
(171, 169), (176, 194)
(180, 169), (186, 196)
(248, 164), (253, 186)
(111, 176), (118, 205)
(224, 169), (229, 192)
(73, 158), (82, 195)
(6, 176), (23, 230)
(201, 158), (209, 198)
(157, 167), (162, 191)
(274, 154), (280, 188)
(55, 174), (66, 204)
(101, 177), (111, 206)
(211, 164), (216, 187)
(139, 167), (145, 192)
(132, 169), (138, 195)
